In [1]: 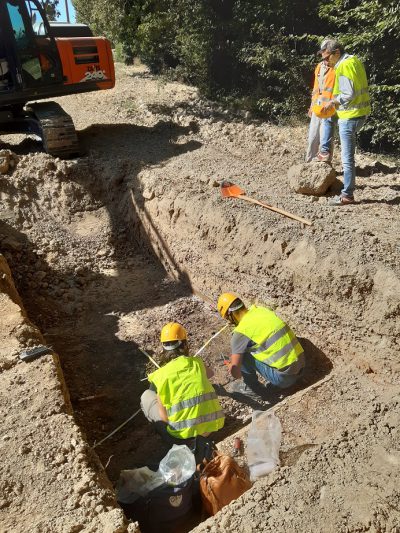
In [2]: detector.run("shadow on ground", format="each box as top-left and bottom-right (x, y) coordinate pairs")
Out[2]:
(217, 336), (332, 407)
(0, 118), (206, 482)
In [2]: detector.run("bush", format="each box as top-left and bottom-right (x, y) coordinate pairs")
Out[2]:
(74, 0), (399, 153)
(359, 85), (400, 152)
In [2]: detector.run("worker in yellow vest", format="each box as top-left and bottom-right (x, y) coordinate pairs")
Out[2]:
(305, 40), (336, 163)
(140, 322), (225, 444)
(320, 39), (371, 205)
(217, 293), (305, 400)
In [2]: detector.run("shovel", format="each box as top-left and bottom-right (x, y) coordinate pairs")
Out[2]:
(220, 181), (312, 226)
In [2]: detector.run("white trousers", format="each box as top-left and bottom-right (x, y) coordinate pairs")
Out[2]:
(305, 112), (323, 162)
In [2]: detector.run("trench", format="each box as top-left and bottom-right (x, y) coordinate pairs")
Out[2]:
(1, 128), (332, 531)
(0, 149), (261, 531)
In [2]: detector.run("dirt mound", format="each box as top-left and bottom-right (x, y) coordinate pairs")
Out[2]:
(195, 396), (400, 533)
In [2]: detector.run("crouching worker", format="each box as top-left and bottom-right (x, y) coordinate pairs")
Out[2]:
(140, 322), (225, 447)
(217, 293), (305, 401)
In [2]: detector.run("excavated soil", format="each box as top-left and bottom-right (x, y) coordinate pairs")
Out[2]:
(0, 62), (399, 532)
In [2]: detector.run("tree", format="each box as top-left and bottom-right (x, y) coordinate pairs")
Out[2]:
(41, 0), (60, 21)
(70, 0), (400, 152)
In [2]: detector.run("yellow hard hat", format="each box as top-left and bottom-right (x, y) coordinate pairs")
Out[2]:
(217, 292), (243, 318)
(160, 322), (187, 344)
(313, 103), (336, 119)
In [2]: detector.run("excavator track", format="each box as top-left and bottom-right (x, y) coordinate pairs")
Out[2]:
(28, 101), (79, 158)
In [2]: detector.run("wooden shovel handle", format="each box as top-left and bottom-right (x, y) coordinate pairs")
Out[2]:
(238, 194), (312, 226)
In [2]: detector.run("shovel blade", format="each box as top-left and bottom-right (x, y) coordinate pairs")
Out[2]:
(220, 181), (245, 198)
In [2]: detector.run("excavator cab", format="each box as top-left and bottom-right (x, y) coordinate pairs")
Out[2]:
(1, 0), (63, 92)
(0, 0), (115, 157)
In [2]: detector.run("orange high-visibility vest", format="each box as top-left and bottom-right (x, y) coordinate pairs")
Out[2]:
(311, 62), (336, 118)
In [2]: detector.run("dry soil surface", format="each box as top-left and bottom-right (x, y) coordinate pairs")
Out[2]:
(0, 62), (399, 532)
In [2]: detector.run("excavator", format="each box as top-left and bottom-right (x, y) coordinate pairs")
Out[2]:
(0, 0), (115, 157)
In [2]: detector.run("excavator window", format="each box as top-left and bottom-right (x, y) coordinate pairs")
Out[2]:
(6, 0), (59, 87)
(25, 0), (47, 36)
(6, 2), (29, 49)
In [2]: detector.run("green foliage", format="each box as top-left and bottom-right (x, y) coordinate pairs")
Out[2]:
(135, 10), (177, 73)
(73, 0), (137, 47)
(359, 85), (400, 152)
(114, 43), (132, 64)
(40, 0), (60, 21)
(72, 0), (400, 152)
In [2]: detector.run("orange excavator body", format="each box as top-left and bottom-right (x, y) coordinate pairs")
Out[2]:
(0, 0), (115, 157)
(55, 37), (115, 89)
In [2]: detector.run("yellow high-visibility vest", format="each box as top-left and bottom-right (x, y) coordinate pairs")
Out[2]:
(334, 55), (371, 119)
(234, 306), (303, 370)
(148, 356), (225, 439)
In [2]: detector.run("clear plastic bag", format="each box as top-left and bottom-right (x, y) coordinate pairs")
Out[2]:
(247, 410), (281, 481)
(158, 444), (196, 485)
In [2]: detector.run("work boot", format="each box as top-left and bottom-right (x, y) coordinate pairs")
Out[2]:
(226, 380), (265, 402)
(315, 151), (331, 162)
(328, 194), (355, 206)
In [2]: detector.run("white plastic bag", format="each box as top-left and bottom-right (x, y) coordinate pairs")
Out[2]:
(116, 444), (196, 504)
(116, 467), (164, 503)
(247, 410), (281, 481)
(158, 444), (196, 485)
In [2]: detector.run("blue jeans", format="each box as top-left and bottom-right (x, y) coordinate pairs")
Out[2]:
(305, 114), (336, 162)
(338, 116), (366, 198)
(241, 352), (300, 390)
(320, 116), (336, 154)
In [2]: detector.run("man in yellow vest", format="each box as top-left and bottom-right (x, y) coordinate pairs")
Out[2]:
(320, 39), (371, 205)
(140, 322), (225, 444)
(217, 293), (305, 400)
(305, 40), (336, 163)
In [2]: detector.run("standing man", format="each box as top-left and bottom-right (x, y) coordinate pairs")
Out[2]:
(217, 293), (305, 401)
(305, 40), (336, 163)
(321, 39), (371, 205)
(141, 322), (225, 445)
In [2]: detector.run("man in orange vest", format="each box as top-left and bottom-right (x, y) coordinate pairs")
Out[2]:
(305, 40), (337, 162)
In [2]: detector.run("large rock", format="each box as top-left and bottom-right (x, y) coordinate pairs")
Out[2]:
(288, 162), (336, 196)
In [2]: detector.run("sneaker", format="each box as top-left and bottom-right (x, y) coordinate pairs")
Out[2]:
(328, 194), (355, 206)
(315, 151), (331, 162)
(226, 380), (264, 401)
